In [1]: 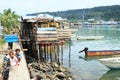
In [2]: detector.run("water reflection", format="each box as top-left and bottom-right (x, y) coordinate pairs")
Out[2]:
(100, 69), (120, 80)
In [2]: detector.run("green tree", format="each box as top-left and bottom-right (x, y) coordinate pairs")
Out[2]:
(0, 9), (20, 34)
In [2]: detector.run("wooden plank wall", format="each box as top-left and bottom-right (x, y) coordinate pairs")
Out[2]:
(37, 29), (77, 41)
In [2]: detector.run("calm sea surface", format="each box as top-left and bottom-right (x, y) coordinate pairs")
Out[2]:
(61, 25), (120, 80)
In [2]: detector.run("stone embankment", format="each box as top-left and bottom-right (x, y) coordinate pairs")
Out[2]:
(28, 62), (73, 80)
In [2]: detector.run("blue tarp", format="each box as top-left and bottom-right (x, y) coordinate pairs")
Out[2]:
(5, 35), (18, 42)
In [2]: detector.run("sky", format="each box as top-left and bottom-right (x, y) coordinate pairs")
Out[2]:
(0, 0), (120, 15)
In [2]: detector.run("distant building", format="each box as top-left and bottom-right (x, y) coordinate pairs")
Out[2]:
(88, 18), (95, 22)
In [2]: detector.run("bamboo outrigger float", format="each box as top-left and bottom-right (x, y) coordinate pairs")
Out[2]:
(79, 47), (120, 56)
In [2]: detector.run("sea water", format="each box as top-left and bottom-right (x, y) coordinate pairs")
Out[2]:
(61, 25), (120, 80)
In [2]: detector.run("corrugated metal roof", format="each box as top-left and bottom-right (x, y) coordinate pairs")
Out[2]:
(22, 15), (36, 19)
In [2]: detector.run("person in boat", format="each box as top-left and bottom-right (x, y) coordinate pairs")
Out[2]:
(79, 47), (88, 54)
(15, 48), (22, 63)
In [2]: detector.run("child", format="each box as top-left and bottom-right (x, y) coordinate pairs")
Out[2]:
(2, 51), (18, 80)
(15, 49), (22, 62)
(9, 51), (18, 67)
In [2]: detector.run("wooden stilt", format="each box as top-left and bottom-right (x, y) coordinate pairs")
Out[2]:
(61, 41), (63, 65)
(37, 44), (40, 63)
(69, 39), (71, 67)
(54, 43), (57, 62)
(44, 42), (46, 62)
(57, 42), (60, 66)
(50, 43), (52, 62)
(39, 43), (42, 61)
(46, 42), (49, 61)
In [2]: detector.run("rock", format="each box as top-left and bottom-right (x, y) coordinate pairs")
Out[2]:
(58, 67), (66, 72)
(64, 71), (72, 78)
(30, 69), (40, 78)
(35, 75), (43, 80)
(67, 77), (73, 80)
(40, 65), (53, 73)
(28, 61), (73, 80)
(31, 62), (40, 70)
(56, 72), (66, 79)
(53, 77), (60, 80)
(53, 67), (58, 72)
(47, 75), (56, 80)
(27, 63), (33, 69)
(42, 68), (48, 73)
(39, 72), (46, 79)
(51, 62), (59, 68)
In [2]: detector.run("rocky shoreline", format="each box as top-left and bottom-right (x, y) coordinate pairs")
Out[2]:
(28, 62), (74, 80)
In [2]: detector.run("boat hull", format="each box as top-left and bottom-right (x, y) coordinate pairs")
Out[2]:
(98, 57), (120, 69)
(77, 36), (104, 40)
(86, 50), (120, 56)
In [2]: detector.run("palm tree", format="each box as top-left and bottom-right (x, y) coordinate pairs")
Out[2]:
(0, 9), (20, 34)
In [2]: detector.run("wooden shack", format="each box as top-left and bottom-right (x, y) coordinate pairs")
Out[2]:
(20, 15), (77, 62)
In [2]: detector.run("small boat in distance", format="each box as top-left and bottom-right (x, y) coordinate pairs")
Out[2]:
(77, 36), (104, 40)
(79, 47), (120, 56)
(98, 57), (120, 69)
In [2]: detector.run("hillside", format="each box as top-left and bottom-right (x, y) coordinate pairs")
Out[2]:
(27, 5), (120, 21)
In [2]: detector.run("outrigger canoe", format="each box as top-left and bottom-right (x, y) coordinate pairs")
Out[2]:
(79, 47), (120, 56)
(98, 57), (120, 69)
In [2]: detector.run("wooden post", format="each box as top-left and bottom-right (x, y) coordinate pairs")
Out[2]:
(50, 43), (52, 62)
(69, 39), (71, 67)
(61, 40), (63, 65)
(37, 44), (40, 63)
(52, 42), (54, 62)
(44, 42), (46, 62)
(46, 42), (49, 61)
(39, 43), (42, 62)
(54, 43), (57, 62)
(57, 42), (60, 66)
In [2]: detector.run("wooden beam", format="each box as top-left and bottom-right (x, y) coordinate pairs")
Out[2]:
(20, 39), (30, 41)
(37, 38), (57, 41)
(37, 35), (57, 38)
(57, 29), (78, 32)
(37, 31), (57, 34)
(57, 32), (72, 34)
